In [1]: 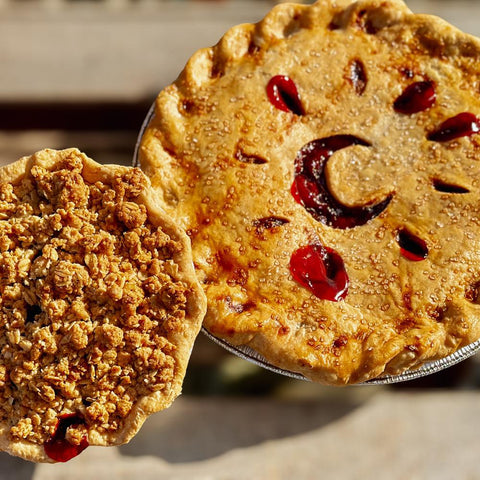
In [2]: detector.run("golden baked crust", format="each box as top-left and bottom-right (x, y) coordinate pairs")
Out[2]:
(139, 0), (480, 384)
(0, 148), (206, 462)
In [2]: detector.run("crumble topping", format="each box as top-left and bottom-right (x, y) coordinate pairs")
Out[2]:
(0, 153), (188, 446)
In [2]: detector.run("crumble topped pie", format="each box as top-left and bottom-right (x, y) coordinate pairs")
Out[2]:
(0, 148), (206, 462)
(139, 0), (480, 384)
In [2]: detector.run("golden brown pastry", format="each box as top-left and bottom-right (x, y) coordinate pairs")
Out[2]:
(0, 148), (206, 462)
(139, 0), (480, 384)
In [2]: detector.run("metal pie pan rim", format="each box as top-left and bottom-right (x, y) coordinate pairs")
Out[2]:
(202, 327), (480, 385)
(133, 101), (156, 168)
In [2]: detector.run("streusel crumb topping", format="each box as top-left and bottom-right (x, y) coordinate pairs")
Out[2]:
(0, 153), (188, 446)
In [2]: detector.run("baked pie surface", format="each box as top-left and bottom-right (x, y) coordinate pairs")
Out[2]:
(139, 0), (480, 384)
(0, 148), (206, 462)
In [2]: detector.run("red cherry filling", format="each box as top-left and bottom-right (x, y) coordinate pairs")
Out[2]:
(235, 148), (268, 165)
(428, 112), (480, 142)
(292, 135), (392, 229)
(44, 413), (89, 462)
(290, 244), (349, 301)
(266, 75), (305, 115)
(432, 179), (469, 194)
(348, 59), (367, 95)
(253, 216), (289, 233)
(394, 81), (436, 114)
(397, 229), (428, 261)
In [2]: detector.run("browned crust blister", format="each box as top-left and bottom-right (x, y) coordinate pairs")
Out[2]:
(140, 0), (480, 385)
(0, 148), (206, 462)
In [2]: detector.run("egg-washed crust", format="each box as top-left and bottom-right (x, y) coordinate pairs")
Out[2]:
(0, 148), (206, 462)
(139, 0), (480, 384)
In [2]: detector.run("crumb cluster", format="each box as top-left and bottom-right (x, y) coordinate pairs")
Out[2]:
(0, 154), (188, 445)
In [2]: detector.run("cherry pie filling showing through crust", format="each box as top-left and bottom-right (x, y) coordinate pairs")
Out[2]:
(264, 75), (479, 301)
(43, 413), (89, 462)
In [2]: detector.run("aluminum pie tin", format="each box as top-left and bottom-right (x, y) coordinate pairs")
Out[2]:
(202, 330), (480, 385)
(134, 102), (480, 385)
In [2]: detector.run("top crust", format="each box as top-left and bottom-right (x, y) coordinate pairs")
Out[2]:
(0, 148), (206, 462)
(140, 0), (480, 384)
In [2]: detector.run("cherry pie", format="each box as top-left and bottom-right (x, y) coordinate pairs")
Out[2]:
(139, 0), (480, 384)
